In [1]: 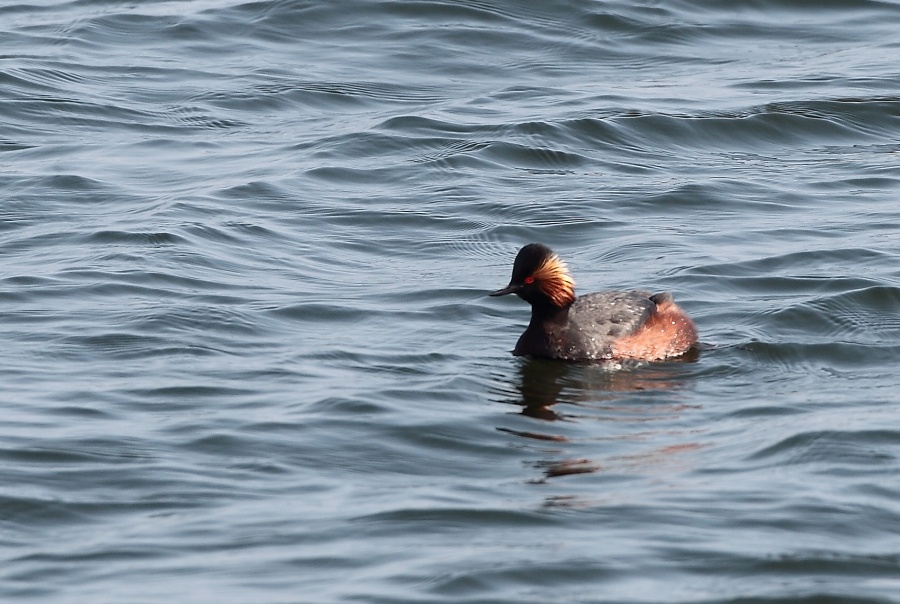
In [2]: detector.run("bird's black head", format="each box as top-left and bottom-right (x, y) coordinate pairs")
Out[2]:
(490, 243), (575, 308)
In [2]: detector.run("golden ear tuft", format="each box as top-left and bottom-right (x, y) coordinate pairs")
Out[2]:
(533, 254), (576, 307)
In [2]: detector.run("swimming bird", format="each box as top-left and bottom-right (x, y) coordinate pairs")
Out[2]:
(490, 243), (697, 362)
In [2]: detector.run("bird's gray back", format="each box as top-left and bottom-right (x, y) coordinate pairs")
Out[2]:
(568, 291), (656, 341)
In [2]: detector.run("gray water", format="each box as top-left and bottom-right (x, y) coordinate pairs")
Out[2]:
(3, 1), (900, 602)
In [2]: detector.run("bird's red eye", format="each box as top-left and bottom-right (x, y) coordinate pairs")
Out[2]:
(524, 276), (535, 284)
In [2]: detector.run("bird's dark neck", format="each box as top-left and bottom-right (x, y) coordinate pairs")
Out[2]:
(514, 301), (573, 358)
(528, 300), (571, 327)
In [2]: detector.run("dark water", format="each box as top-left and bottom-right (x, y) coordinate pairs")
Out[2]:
(3, 0), (900, 602)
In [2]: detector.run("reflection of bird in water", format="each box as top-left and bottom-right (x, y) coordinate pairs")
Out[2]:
(497, 357), (701, 480)
(506, 356), (697, 422)
(515, 358), (569, 421)
(490, 243), (698, 362)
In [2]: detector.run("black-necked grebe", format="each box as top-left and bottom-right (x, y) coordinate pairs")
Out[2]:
(490, 243), (698, 362)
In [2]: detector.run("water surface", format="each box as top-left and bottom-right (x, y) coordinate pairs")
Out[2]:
(2, 0), (900, 602)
